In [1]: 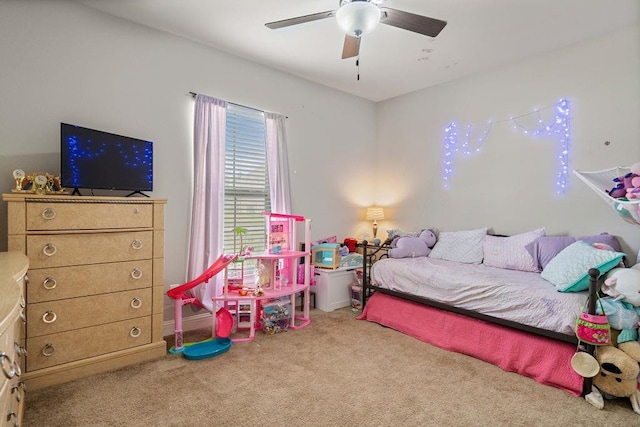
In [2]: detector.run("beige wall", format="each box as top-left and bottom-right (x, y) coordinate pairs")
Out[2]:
(0, 1), (377, 325)
(375, 24), (640, 260)
(2, 0), (639, 329)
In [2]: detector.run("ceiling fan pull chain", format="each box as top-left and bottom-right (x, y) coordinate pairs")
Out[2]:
(357, 57), (360, 81)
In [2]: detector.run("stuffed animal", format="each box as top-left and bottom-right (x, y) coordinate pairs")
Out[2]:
(584, 263), (640, 414)
(627, 175), (640, 200)
(602, 263), (640, 361)
(608, 162), (640, 199)
(585, 345), (640, 414)
(388, 229), (436, 259)
(603, 264), (640, 305)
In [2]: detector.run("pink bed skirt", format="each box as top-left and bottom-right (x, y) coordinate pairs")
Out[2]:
(358, 292), (583, 396)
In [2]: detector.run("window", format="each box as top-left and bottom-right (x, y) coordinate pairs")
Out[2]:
(223, 104), (270, 276)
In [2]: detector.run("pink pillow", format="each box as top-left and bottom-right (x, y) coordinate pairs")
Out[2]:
(483, 228), (546, 272)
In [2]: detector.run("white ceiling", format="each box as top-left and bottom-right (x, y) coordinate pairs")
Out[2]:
(74, 0), (640, 102)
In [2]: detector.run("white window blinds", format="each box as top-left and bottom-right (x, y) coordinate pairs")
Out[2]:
(223, 104), (271, 262)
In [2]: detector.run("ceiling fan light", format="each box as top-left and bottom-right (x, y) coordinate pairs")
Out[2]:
(336, 2), (381, 37)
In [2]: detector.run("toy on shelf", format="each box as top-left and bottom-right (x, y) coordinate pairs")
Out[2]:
(574, 163), (640, 226)
(261, 298), (291, 334)
(312, 243), (341, 269)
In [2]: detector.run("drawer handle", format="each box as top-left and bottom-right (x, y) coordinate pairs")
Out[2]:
(130, 297), (143, 309)
(11, 382), (26, 403)
(20, 294), (25, 309)
(14, 342), (27, 357)
(42, 343), (56, 357)
(19, 310), (26, 324)
(1, 353), (15, 379)
(130, 326), (142, 338)
(43, 243), (57, 257)
(43, 276), (57, 290)
(134, 207), (139, 214)
(131, 239), (143, 250)
(7, 412), (17, 424)
(24, 273), (29, 286)
(131, 268), (143, 280)
(42, 310), (57, 324)
(42, 207), (57, 220)
(12, 361), (21, 377)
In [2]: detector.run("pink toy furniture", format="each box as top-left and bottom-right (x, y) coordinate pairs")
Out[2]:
(166, 254), (238, 353)
(212, 213), (312, 342)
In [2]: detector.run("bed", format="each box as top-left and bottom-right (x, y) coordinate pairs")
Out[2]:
(357, 237), (608, 396)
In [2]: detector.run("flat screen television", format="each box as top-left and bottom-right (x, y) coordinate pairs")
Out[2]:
(60, 123), (153, 196)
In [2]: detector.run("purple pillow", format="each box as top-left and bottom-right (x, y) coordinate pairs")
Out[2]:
(525, 236), (576, 271)
(577, 233), (622, 252)
(525, 233), (622, 271)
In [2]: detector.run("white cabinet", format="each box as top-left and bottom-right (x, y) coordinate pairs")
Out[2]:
(314, 267), (358, 312)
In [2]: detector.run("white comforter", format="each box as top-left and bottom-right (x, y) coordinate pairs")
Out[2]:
(371, 257), (587, 335)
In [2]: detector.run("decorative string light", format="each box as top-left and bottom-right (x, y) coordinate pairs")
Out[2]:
(442, 98), (571, 194)
(65, 135), (153, 187)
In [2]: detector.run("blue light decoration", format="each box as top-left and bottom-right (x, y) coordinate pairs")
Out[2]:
(442, 98), (571, 194)
(65, 136), (107, 187)
(64, 134), (153, 189)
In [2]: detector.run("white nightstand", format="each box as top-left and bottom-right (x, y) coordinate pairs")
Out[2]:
(314, 266), (359, 312)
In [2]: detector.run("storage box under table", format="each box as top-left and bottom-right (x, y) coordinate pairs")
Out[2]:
(260, 299), (291, 334)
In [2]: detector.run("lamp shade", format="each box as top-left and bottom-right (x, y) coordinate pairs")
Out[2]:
(335, 1), (381, 37)
(366, 207), (385, 221)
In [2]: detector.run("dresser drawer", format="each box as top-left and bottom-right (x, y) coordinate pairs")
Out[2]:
(0, 380), (10, 427)
(26, 202), (153, 231)
(0, 311), (20, 385)
(0, 325), (15, 380)
(6, 375), (24, 427)
(26, 231), (153, 269)
(26, 316), (151, 371)
(12, 312), (25, 381)
(27, 260), (152, 303)
(27, 288), (152, 337)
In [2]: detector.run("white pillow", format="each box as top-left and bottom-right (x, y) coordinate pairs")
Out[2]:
(482, 228), (546, 272)
(428, 227), (488, 264)
(540, 240), (625, 292)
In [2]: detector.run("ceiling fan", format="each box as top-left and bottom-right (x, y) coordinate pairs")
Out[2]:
(265, 0), (447, 59)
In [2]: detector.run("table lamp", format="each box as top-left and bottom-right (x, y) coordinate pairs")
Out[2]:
(366, 206), (385, 239)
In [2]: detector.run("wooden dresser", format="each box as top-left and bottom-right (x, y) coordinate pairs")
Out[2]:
(2, 194), (166, 390)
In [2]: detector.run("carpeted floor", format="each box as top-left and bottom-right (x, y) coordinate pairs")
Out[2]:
(23, 307), (638, 426)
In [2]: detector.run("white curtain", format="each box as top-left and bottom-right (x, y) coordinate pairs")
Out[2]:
(188, 94), (227, 312)
(265, 112), (292, 215)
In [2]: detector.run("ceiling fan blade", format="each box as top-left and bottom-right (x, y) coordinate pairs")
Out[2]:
(342, 35), (360, 59)
(265, 11), (336, 29)
(379, 7), (447, 37)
